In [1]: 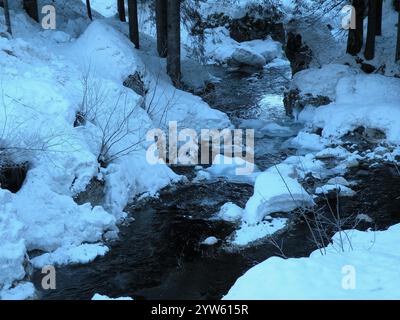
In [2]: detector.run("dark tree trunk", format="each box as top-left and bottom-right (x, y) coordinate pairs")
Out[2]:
(128, 0), (139, 48)
(167, 0), (181, 86)
(396, 7), (400, 61)
(156, 0), (168, 57)
(364, 0), (377, 60)
(23, 0), (39, 22)
(375, 0), (382, 35)
(118, 0), (126, 22)
(347, 0), (365, 55)
(3, 0), (11, 34)
(86, 0), (93, 20)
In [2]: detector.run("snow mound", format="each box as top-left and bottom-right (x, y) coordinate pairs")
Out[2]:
(204, 27), (282, 67)
(196, 154), (259, 185)
(31, 243), (109, 268)
(295, 66), (400, 144)
(217, 202), (243, 222)
(243, 164), (314, 225)
(92, 294), (133, 300)
(224, 224), (400, 299)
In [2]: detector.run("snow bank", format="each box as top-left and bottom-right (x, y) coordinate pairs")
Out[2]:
(0, 282), (36, 300)
(243, 164), (314, 225)
(0, 5), (231, 294)
(294, 65), (400, 144)
(204, 27), (282, 67)
(31, 243), (109, 268)
(224, 224), (400, 299)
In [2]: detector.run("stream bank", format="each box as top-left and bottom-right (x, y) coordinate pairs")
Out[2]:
(31, 62), (400, 301)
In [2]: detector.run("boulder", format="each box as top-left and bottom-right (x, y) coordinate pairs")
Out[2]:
(230, 48), (266, 68)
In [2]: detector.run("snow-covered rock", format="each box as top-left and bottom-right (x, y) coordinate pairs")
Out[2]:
(201, 237), (219, 246)
(204, 27), (282, 67)
(217, 202), (243, 222)
(243, 164), (314, 225)
(195, 154), (259, 185)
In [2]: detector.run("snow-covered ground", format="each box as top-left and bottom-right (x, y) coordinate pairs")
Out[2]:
(224, 224), (400, 299)
(1, 0), (399, 300)
(0, 0), (231, 298)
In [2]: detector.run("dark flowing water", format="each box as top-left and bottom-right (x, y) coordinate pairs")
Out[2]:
(32, 64), (400, 300)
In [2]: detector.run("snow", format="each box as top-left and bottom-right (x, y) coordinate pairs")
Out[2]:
(224, 224), (400, 299)
(201, 236), (219, 246)
(0, 2), (233, 295)
(203, 27), (282, 66)
(231, 218), (288, 246)
(31, 243), (109, 268)
(195, 154), (258, 184)
(0, 282), (36, 300)
(243, 164), (314, 225)
(315, 184), (356, 197)
(288, 132), (328, 152)
(293, 66), (400, 145)
(216, 202), (243, 222)
(92, 293), (133, 300)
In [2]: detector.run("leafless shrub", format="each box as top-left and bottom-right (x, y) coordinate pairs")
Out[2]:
(78, 72), (146, 167)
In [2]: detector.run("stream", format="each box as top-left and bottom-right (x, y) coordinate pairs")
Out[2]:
(32, 63), (400, 300)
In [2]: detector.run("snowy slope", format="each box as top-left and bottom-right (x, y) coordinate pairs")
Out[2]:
(0, 1), (231, 297)
(224, 224), (400, 299)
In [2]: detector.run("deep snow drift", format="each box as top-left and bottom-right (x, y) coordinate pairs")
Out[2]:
(224, 224), (400, 299)
(0, 1), (230, 298)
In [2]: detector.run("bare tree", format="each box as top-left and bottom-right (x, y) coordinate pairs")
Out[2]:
(3, 0), (12, 35)
(167, 0), (181, 86)
(128, 0), (139, 48)
(375, 0), (382, 36)
(346, 0), (365, 55)
(156, 0), (168, 57)
(364, 0), (377, 60)
(23, 0), (39, 22)
(118, 0), (126, 22)
(86, 0), (93, 20)
(397, 5), (400, 61)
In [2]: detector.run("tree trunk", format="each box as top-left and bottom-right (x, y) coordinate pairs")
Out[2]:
(3, 0), (11, 34)
(118, 0), (126, 22)
(127, 0), (139, 48)
(396, 7), (400, 61)
(364, 0), (377, 60)
(156, 0), (168, 57)
(167, 0), (181, 86)
(23, 0), (39, 22)
(375, 0), (382, 35)
(347, 0), (365, 55)
(86, 0), (93, 20)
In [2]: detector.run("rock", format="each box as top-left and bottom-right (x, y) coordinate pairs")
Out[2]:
(0, 162), (29, 193)
(327, 176), (350, 187)
(229, 15), (285, 43)
(285, 32), (313, 75)
(361, 63), (376, 74)
(123, 72), (147, 97)
(283, 89), (331, 117)
(229, 48), (266, 68)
